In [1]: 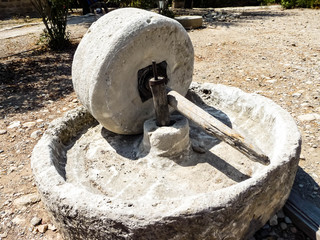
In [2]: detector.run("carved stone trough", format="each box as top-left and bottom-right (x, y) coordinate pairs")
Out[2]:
(31, 8), (301, 240)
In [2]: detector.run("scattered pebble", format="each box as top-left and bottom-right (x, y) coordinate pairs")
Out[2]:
(48, 223), (57, 231)
(276, 210), (285, 218)
(37, 224), (48, 233)
(30, 130), (42, 139)
(7, 121), (21, 129)
(292, 92), (302, 98)
(12, 215), (26, 225)
(0, 232), (8, 238)
(22, 122), (36, 128)
(269, 214), (278, 226)
(30, 216), (42, 226)
(290, 226), (297, 233)
(284, 216), (292, 224)
(266, 79), (277, 84)
(280, 222), (288, 230)
(0, 129), (7, 135)
(298, 113), (320, 122)
(13, 193), (40, 207)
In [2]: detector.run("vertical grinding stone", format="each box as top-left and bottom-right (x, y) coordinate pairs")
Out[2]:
(72, 8), (194, 134)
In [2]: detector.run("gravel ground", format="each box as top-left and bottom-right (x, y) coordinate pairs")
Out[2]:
(0, 6), (319, 239)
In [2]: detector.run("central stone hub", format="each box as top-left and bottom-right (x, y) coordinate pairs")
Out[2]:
(140, 115), (190, 158)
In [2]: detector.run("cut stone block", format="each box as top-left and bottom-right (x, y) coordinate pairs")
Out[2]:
(175, 16), (203, 29)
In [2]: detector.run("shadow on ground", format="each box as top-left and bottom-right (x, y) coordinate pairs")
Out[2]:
(293, 167), (320, 209)
(0, 45), (77, 118)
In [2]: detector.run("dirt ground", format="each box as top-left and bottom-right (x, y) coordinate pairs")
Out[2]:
(0, 5), (319, 240)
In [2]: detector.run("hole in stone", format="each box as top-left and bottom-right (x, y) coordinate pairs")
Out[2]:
(155, 119), (176, 127)
(202, 89), (211, 94)
(137, 61), (168, 102)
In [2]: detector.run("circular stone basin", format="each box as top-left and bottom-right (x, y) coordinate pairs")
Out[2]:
(31, 83), (301, 240)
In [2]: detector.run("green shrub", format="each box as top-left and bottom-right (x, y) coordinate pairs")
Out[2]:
(32, 0), (71, 50)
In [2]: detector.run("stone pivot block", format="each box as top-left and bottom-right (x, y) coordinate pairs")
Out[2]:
(72, 8), (194, 135)
(141, 115), (190, 157)
(175, 16), (203, 29)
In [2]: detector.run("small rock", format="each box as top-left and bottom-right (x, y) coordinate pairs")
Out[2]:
(48, 224), (57, 231)
(36, 119), (44, 123)
(276, 209), (285, 218)
(269, 214), (278, 226)
(30, 130), (42, 139)
(13, 193), (40, 207)
(298, 184), (304, 188)
(30, 216), (42, 226)
(7, 166), (16, 173)
(72, 99), (79, 103)
(298, 113), (320, 122)
(266, 79), (277, 84)
(7, 121), (21, 129)
(280, 222), (287, 230)
(290, 226), (297, 233)
(0, 149), (3, 154)
(12, 215), (26, 225)
(22, 122), (36, 128)
(0, 130), (7, 135)
(0, 232), (8, 238)
(312, 144), (318, 148)
(37, 224), (48, 233)
(262, 224), (270, 230)
(292, 92), (302, 98)
(284, 216), (292, 224)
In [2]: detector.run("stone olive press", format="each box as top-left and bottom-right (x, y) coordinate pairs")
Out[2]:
(31, 8), (301, 240)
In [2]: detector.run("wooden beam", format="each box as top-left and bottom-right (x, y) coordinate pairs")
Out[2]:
(284, 189), (320, 240)
(167, 88), (270, 165)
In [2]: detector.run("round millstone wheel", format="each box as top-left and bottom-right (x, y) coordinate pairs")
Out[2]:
(72, 8), (194, 134)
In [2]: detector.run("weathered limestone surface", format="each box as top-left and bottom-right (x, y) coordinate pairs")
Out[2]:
(72, 8), (194, 135)
(31, 83), (301, 240)
(140, 115), (190, 158)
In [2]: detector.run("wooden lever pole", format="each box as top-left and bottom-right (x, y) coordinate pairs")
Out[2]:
(167, 88), (270, 165)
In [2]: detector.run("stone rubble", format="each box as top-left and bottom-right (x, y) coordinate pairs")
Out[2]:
(254, 209), (308, 239)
